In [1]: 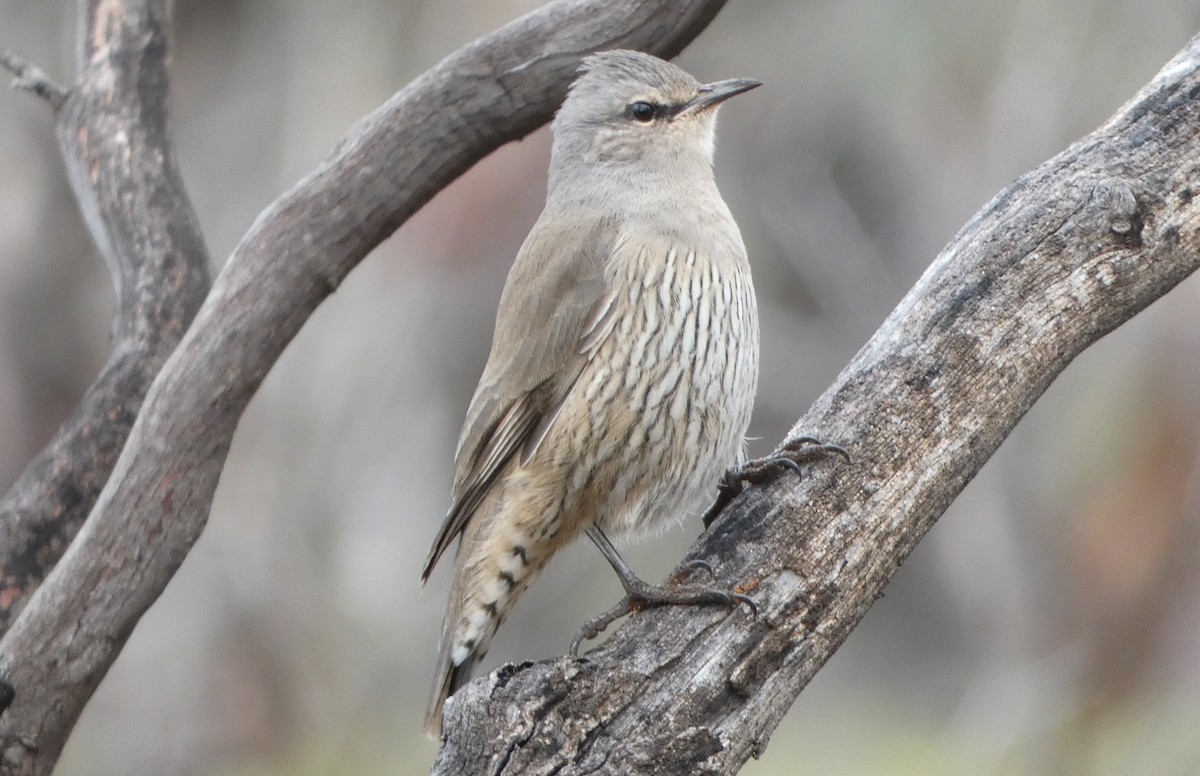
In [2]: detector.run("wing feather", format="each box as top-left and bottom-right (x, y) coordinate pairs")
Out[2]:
(420, 213), (620, 581)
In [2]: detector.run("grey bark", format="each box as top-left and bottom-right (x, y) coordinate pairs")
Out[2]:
(0, 5), (211, 636)
(5, 1), (1198, 774)
(429, 32), (1200, 776)
(0, 0), (730, 773)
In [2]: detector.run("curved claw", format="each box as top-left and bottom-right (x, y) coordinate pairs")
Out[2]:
(778, 436), (852, 464)
(569, 584), (759, 656)
(773, 458), (804, 478)
(813, 442), (851, 463)
(732, 592), (759, 618)
(568, 624), (595, 658)
(702, 435), (849, 528)
(679, 558), (716, 581)
(570, 598), (632, 657)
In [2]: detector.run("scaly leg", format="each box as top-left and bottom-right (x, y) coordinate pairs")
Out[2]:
(569, 526), (756, 656)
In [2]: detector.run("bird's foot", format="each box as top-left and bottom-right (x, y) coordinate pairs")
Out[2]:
(677, 557), (716, 580)
(702, 435), (850, 528)
(569, 574), (756, 657)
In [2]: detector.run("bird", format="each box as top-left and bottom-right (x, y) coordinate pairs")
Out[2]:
(421, 49), (767, 737)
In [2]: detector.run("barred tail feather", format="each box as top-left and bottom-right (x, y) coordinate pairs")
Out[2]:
(424, 638), (477, 737)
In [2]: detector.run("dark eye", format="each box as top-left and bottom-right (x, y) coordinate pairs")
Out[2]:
(628, 101), (656, 122)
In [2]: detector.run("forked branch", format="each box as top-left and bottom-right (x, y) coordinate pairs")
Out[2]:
(0, 1), (730, 773)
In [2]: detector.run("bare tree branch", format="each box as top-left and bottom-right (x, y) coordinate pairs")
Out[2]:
(429, 32), (1200, 775)
(0, 2), (209, 637)
(0, 52), (66, 109)
(0, 0), (730, 772)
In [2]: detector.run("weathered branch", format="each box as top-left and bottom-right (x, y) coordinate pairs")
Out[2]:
(429, 33), (1200, 775)
(0, 1), (729, 773)
(0, 2), (209, 638)
(0, 52), (66, 108)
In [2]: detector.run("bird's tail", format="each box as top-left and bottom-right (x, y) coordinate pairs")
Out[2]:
(424, 589), (480, 738)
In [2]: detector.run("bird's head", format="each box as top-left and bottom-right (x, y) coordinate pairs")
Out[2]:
(549, 50), (760, 186)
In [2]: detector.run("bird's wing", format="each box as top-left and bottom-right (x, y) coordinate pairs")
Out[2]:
(420, 213), (622, 581)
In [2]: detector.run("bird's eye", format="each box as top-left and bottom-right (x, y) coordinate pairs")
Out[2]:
(627, 101), (656, 122)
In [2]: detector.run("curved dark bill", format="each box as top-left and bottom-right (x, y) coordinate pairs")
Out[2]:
(680, 78), (762, 115)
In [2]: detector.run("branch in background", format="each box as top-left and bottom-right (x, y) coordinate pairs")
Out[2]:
(0, 0), (730, 773)
(0, 3), (210, 639)
(0, 52), (66, 108)
(430, 33), (1200, 775)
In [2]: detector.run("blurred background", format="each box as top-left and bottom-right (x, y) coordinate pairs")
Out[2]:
(3, 1), (1200, 774)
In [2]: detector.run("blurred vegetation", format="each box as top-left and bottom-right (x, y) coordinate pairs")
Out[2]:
(2, 1), (1199, 774)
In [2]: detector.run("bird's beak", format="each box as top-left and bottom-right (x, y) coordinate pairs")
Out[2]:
(679, 78), (762, 116)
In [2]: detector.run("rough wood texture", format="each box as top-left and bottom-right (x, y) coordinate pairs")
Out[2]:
(0, 1), (729, 773)
(429, 34), (1200, 775)
(0, 5), (210, 636)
